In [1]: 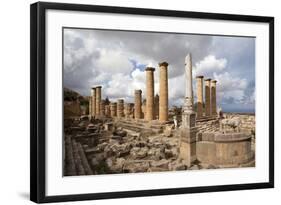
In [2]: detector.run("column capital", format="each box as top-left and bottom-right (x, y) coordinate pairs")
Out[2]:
(145, 67), (155, 72)
(211, 80), (217, 84)
(135, 89), (142, 94)
(91, 87), (96, 90)
(196, 75), (204, 79)
(204, 78), (212, 82)
(95, 86), (102, 88)
(159, 62), (169, 67)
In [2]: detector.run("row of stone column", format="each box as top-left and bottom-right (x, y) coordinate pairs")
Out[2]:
(89, 86), (101, 117)
(143, 62), (169, 122)
(89, 86), (134, 119)
(89, 61), (169, 122)
(196, 76), (217, 118)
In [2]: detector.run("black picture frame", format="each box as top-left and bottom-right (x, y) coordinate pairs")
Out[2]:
(30, 1), (274, 203)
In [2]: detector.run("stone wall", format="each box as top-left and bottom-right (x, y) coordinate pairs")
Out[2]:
(196, 118), (220, 133)
(196, 132), (254, 167)
(224, 113), (255, 135)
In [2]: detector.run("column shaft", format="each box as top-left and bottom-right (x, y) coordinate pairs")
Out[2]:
(134, 90), (142, 119)
(196, 76), (204, 118)
(100, 100), (105, 116)
(211, 80), (217, 116)
(159, 62), (169, 122)
(145, 67), (155, 121)
(205, 79), (211, 117)
(117, 99), (124, 118)
(95, 86), (101, 116)
(110, 102), (117, 117)
(91, 88), (96, 116)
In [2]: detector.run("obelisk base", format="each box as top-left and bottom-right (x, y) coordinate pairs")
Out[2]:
(180, 112), (197, 167)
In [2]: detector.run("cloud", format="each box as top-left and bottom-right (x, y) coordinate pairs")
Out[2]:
(194, 55), (227, 77)
(214, 72), (249, 105)
(63, 28), (255, 111)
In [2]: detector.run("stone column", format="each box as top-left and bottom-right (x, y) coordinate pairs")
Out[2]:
(180, 54), (197, 168)
(154, 94), (159, 120)
(91, 87), (96, 116)
(100, 100), (105, 116)
(95, 86), (101, 116)
(124, 103), (130, 119)
(110, 102), (117, 117)
(134, 90), (142, 119)
(117, 99), (124, 118)
(204, 79), (211, 117)
(211, 80), (217, 116)
(159, 62), (169, 122)
(89, 96), (92, 117)
(145, 67), (155, 121)
(105, 105), (110, 117)
(196, 76), (204, 118)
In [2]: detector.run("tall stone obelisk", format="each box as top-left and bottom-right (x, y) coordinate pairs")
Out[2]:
(180, 53), (197, 167)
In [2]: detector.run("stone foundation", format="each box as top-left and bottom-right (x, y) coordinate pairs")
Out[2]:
(196, 132), (254, 167)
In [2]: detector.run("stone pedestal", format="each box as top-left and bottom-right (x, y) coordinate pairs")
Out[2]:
(204, 79), (211, 117)
(159, 62), (169, 122)
(95, 86), (101, 116)
(145, 67), (155, 121)
(196, 76), (204, 118)
(117, 99), (124, 118)
(91, 87), (96, 117)
(180, 112), (197, 167)
(134, 90), (142, 119)
(211, 80), (217, 117)
(110, 102), (117, 117)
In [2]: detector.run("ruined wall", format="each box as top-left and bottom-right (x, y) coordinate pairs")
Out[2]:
(196, 118), (220, 133)
(196, 132), (254, 167)
(224, 113), (255, 134)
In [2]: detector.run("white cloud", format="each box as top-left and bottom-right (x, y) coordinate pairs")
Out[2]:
(194, 55), (227, 77)
(63, 29), (255, 110)
(95, 49), (134, 74)
(214, 72), (248, 104)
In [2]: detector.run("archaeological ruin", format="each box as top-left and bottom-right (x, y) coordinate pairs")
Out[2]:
(64, 53), (255, 176)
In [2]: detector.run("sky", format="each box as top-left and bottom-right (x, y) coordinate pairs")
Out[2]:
(63, 28), (255, 113)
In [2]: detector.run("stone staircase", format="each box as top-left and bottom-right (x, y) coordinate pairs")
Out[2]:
(115, 119), (169, 134)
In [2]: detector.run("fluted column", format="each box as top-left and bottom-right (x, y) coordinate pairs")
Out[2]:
(91, 87), (96, 116)
(159, 62), (169, 122)
(205, 79), (211, 117)
(117, 99), (124, 118)
(95, 86), (101, 116)
(110, 102), (117, 117)
(196, 76), (204, 118)
(134, 90), (142, 119)
(145, 67), (155, 121)
(211, 80), (217, 116)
